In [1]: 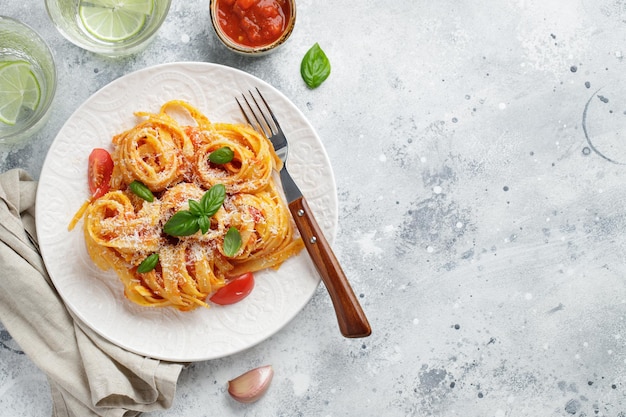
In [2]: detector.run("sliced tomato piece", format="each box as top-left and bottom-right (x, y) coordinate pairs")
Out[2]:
(210, 272), (255, 305)
(88, 148), (114, 199)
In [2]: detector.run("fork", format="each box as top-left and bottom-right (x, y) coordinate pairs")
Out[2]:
(237, 88), (371, 338)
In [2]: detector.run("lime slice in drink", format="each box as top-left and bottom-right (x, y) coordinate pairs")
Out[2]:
(0, 61), (41, 126)
(21, 69), (41, 111)
(79, 0), (155, 42)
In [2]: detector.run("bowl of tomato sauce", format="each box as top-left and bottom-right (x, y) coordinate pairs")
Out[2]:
(210, 0), (296, 55)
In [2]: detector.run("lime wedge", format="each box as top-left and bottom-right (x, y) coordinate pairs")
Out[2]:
(0, 61), (41, 126)
(79, 0), (154, 42)
(21, 69), (41, 111)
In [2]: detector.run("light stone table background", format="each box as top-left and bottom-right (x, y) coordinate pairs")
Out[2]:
(2, 0), (626, 416)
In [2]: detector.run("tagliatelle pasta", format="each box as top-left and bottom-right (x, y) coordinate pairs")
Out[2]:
(72, 100), (304, 311)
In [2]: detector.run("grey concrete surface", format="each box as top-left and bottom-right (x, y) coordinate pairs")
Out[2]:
(2, 0), (626, 416)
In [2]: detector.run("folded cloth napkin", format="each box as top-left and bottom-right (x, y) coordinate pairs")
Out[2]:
(0, 169), (184, 417)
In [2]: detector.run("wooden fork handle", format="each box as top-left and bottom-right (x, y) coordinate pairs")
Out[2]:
(288, 197), (372, 338)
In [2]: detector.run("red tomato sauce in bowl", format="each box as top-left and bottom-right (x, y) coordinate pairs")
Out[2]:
(216, 0), (291, 48)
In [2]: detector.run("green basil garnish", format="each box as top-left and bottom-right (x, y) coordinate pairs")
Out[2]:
(188, 199), (203, 217)
(129, 180), (154, 202)
(197, 215), (210, 235)
(137, 253), (159, 273)
(208, 147), (234, 164)
(200, 183), (226, 217)
(163, 184), (227, 237)
(300, 43), (331, 89)
(223, 227), (242, 257)
(163, 210), (200, 236)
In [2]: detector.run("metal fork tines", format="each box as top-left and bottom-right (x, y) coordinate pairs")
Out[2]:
(236, 88), (288, 162)
(236, 88), (300, 204)
(236, 88), (372, 339)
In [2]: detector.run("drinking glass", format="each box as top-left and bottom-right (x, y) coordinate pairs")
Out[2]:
(0, 16), (57, 146)
(45, 0), (171, 57)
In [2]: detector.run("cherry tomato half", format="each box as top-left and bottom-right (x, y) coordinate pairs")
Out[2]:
(210, 272), (255, 305)
(88, 148), (114, 199)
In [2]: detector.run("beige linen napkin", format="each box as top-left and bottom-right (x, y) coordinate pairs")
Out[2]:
(0, 169), (184, 417)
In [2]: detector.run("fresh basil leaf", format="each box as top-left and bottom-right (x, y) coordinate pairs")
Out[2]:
(200, 184), (226, 217)
(188, 199), (202, 217)
(137, 253), (159, 273)
(223, 227), (242, 257)
(164, 210), (200, 236)
(197, 215), (210, 235)
(208, 147), (234, 164)
(300, 43), (331, 89)
(129, 180), (154, 202)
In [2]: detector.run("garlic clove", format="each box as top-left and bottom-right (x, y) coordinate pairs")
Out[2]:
(228, 365), (274, 403)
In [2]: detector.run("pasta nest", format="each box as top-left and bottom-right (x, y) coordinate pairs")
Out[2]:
(82, 100), (304, 311)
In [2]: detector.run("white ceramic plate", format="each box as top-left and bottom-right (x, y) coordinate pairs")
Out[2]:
(36, 62), (337, 362)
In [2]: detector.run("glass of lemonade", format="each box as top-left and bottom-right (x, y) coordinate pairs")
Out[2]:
(0, 16), (57, 146)
(45, 0), (171, 57)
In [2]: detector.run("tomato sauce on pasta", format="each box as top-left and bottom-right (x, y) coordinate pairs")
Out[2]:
(71, 100), (304, 311)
